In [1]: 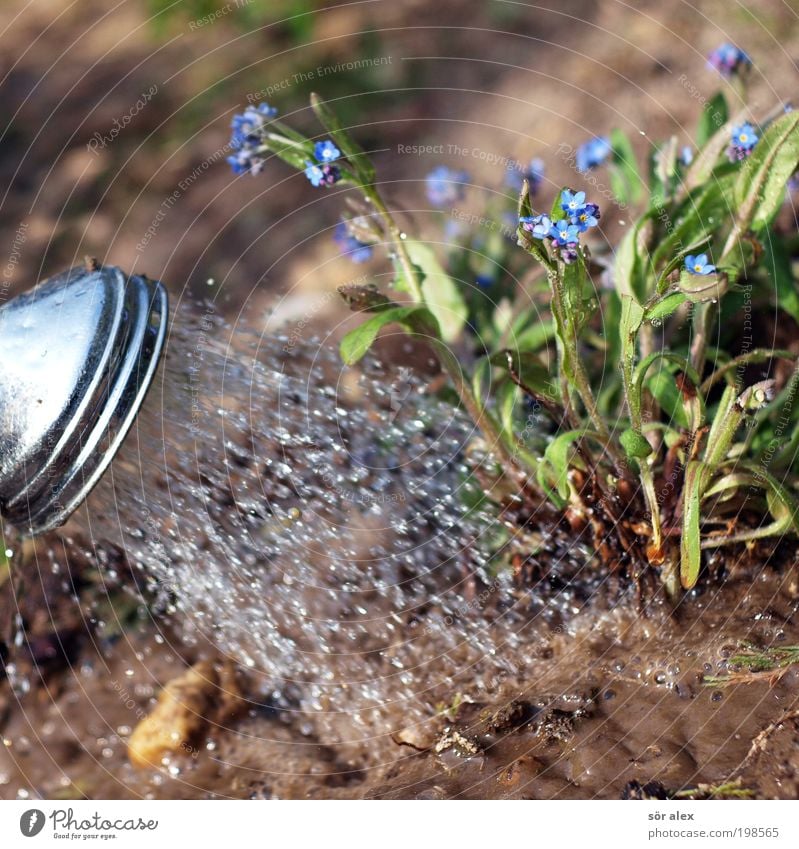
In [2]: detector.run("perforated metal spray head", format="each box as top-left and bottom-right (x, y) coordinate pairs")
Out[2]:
(0, 263), (168, 534)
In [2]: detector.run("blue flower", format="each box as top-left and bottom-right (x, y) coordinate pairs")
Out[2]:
(334, 222), (373, 263)
(519, 213), (552, 240)
(707, 43), (751, 78)
(680, 146), (694, 167)
(561, 189), (587, 215)
(550, 219), (580, 247)
(230, 103), (276, 146)
(476, 274), (494, 289)
(728, 122), (759, 162)
(314, 140), (341, 163)
(685, 253), (716, 276)
(506, 157), (545, 193)
(575, 136), (611, 172)
(227, 149), (266, 176)
(572, 202), (600, 232)
(305, 161), (341, 187)
(732, 123), (758, 150)
(228, 103), (277, 175)
(426, 166), (469, 207)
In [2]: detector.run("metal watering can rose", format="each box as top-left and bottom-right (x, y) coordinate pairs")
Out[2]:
(0, 262), (168, 534)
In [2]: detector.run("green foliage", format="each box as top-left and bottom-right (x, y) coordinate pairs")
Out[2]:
(236, 64), (799, 596)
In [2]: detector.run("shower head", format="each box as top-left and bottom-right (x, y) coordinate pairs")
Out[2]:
(0, 263), (168, 535)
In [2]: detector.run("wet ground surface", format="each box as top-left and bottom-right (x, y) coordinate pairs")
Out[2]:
(2, 548), (798, 799)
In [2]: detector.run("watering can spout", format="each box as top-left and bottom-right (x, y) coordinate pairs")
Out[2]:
(0, 263), (168, 534)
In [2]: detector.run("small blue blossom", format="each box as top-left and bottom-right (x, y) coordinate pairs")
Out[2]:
(707, 43), (751, 79)
(227, 102), (277, 175)
(426, 166), (470, 207)
(561, 189), (587, 215)
(334, 222), (373, 263)
(519, 213), (552, 240)
(476, 274), (494, 289)
(685, 253), (716, 276)
(505, 157), (545, 193)
(550, 219), (581, 247)
(314, 140), (341, 163)
(305, 161), (341, 187)
(575, 136), (611, 173)
(572, 202), (600, 232)
(728, 122), (759, 162)
(732, 123), (758, 149)
(680, 146), (694, 167)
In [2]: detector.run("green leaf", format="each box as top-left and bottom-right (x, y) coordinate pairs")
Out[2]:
(538, 429), (588, 505)
(763, 236), (799, 324)
(684, 106), (747, 190)
(620, 294), (644, 339)
(472, 356), (492, 403)
(309, 92), (375, 183)
(610, 128), (643, 205)
(734, 110), (799, 233)
(496, 378), (518, 438)
(404, 241), (467, 343)
(620, 427), (652, 460)
(678, 269), (729, 303)
(647, 369), (689, 429)
(517, 180), (552, 266)
(262, 134), (314, 171)
(340, 306), (429, 365)
(562, 254), (595, 330)
(651, 175), (736, 269)
(644, 291), (687, 322)
(739, 462), (799, 535)
(511, 315), (556, 353)
(696, 92), (728, 148)
(680, 460), (707, 588)
(614, 215), (651, 303)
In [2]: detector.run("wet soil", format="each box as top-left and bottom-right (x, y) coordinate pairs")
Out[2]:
(1, 547), (798, 799)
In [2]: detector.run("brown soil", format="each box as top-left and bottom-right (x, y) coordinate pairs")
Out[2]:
(2, 534), (798, 799)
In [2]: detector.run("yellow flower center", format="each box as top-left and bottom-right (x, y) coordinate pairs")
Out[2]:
(694, 264), (703, 272)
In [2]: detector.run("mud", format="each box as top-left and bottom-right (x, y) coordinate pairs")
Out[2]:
(1, 544), (798, 799)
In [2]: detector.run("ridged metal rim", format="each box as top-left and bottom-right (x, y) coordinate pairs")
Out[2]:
(1, 268), (168, 534)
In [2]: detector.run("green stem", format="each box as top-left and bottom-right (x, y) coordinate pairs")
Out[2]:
(365, 185), (523, 472)
(549, 268), (627, 475)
